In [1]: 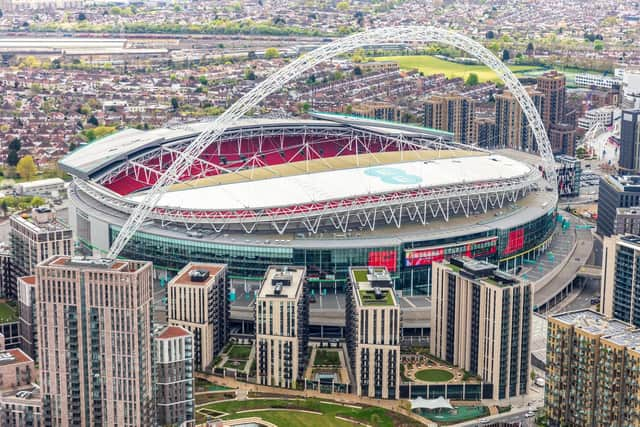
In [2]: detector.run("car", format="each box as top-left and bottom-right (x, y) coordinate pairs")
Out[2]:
(525, 412), (535, 418)
(478, 418), (489, 424)
(309, 294), (316, 303)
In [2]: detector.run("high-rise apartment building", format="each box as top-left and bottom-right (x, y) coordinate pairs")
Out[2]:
(155, 325), (194, 427)
(255, 266), (309, 389)
(423, 94), (476, 145)
(168, 263), (228, 371)
(597, 175), (640, 236)
(537, 71), (566, 129)
(602, 234), (640, 327)
(346, 267), (400, 399)
(350, 102), (401, 122)
(619, 109), (640, 173)
(473, 114), (497, 148)
(0, 245), (11, 299)
(549, 123), (575, 156)
(495, 88), (544, 152)
(430, 257), (531, 399)
(546, 309), (640, 427)
(36, 256), (154, 427)
(17, 275), (37, 359)
(9, 207), (72, 299)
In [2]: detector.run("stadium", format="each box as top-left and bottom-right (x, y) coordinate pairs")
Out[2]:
(61, 113), (556, 304)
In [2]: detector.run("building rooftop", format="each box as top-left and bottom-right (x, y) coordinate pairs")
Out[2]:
(258, 266), (305, 299)
(170, 263), (226, 287)
(42, 256), (147, 273)
(350, 267), (398, 307)
(157, 325), (191, 340)
(11, 207), (70, 233)
(17, 276), (35, 286)
(0, 349), (33, 366)
(605, 175), (640, 191)
(551, 309), (631, 336)
(445, 256), (520, 287)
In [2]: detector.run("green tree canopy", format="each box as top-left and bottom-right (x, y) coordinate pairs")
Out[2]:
(264, 47), (280, 59)
(16, 155), (37, 181)
(465, 73), (479, 86)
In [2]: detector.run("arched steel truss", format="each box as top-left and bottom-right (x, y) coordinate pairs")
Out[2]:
(107, 26), (557, 258)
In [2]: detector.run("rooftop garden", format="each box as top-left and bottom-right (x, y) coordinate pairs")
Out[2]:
(359, 289), (395, 306)
(0, 302), (18, 323)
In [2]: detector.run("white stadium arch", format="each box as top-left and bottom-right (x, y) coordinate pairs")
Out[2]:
(108, 26), (556, 258)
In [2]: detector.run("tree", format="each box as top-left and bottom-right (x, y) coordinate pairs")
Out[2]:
(16, 155), (37, 181)
(264, 47), (280, 59)
(77, 12), (87, 21)
(336, 1), (349, 11)
(526, 42), (534, 56)
(8, 137), (21, 152)
(351, 48), (366, 63)
(594, 40), (604, 52)
(171, 97), (180, 111)
(0, 199), (7, 217)
(465, 73), (479, 86)
(199, 75), (208, 86)
(353, 66), (362, 76)
(502, 49), (510, 61)
(6, 150), (18, 167)
(244, 68), (256, 80)
(87, 115), (99, 127)
(486, 30), (495, 39)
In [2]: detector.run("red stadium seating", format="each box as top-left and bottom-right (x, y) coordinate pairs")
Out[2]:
(102, 135), (407, 196)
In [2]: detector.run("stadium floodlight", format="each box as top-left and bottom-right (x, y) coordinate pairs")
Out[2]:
(107, 26), (556, 258)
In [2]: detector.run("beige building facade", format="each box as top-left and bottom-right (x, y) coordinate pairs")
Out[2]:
(346, 267), (400, 399)
(431, 257), (532, 399)
(168, 263), (228, 371)
(255, 266), (309, 389)
(36, 256), (154, 427)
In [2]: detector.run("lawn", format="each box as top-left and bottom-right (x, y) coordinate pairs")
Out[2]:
(373, 55), (543, 83)
(314, 350), (341, 366)
(227, 344), (252, 359)
(225, 410), (353, 427)
(0, 302), (18, 323)
(198, 398), (422, 427)
(414, 368), (454, 382)
(223, 359), (247, 370)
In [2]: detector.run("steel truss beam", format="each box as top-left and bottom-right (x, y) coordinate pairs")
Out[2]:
(107, 27), (557, 258)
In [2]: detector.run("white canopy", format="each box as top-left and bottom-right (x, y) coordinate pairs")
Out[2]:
(410, 396), (454, 411)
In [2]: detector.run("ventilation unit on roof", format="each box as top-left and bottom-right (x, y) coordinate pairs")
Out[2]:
(189, 269), (210, 282)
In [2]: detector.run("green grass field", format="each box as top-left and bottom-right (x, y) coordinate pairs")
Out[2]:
(198, 398), (422, 427)
(373, 55), (544, 83)
(414, 368), (454, 382)
(314, 349), (341, 366)
(226, 344), (251, 360)
(0, 302), (17, 323)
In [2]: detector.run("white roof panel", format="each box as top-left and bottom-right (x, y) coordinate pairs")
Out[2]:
(128, 154), (531, 211)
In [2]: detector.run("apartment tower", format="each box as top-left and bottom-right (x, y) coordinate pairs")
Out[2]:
(255, 266), (309, 389)
(495, 88), (544, 152)
(17, 275), (36, 359)
(168, 263), (228, 371)
(546, 309), (640, 427)
(9, 207), (72, 299)
(430, 257), (532, 399)
(424, 94), (476, 145)
(36, 256), (154, 426)
(346, 267), (400, 399)
(155, 325), (194, 427)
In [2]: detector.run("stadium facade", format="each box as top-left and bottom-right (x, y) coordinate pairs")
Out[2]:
(61, 114), (556, 296)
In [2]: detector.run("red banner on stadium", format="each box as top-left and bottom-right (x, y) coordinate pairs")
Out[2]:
(368, 250), (398, 272)
(504, 228), (525, 255)
(404, 237), (498, 267)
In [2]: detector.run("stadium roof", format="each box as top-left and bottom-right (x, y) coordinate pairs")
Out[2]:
(59, 116), (454, 179)
(128, 154), (530, 211)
